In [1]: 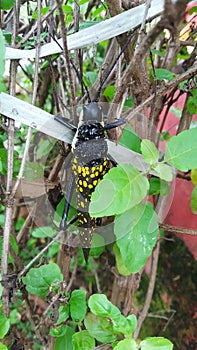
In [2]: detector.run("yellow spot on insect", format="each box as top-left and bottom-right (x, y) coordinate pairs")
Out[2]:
(79, 179), (82, 186)
(79, 187), (83, 192)
(90, 173), (95, 178)
(74, 171), (77, 176)
(93, 179), (98, 186)
(73, 157), (77, 163)
(85, 167), (89, 175)
(78, 165), (81, 173)
(83, 217), (87, 223)
(72, 164), (76, 170)
(80, 201), (85, 208)
(95, 171), (99, 177)
(99, 165), (103, 172)
(92, 166), (96, 172)
(83, 181), (88, 188)
(88, 184), (93, 189)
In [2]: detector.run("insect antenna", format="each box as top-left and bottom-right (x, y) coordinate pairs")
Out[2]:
(94, 32), (134, 103)
(51, 35), (91, 103)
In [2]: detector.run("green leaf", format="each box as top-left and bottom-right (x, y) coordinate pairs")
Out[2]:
(70, 290), (87, 323)
(190, 186), (197, 214)
(53, 325), (74, 350)
(140, 337), (173, 350)
(149, 177), (170, 196)
(187, 94), (197, 114)
(114, 339), (138, 350)
(22, 263), (63, 298)
(115, 203), (158, 273)
(0, 0), (14, 10)
(0, 343), (8, 350)
(119, 125), (141, 153)
(141, 139), (159, 165)
(189, 6), (197, 14)
(103, 85), (115, 100)
(31, 226), (56, 238)
(164, 128), (197, 171)
(0, 312), (10, 339)
(191, 169), (197, 186)
(113, 243), (131, 276)
(88, 294), (122, 319)
(153, 163), (173, 182)
(72, 330), (95, 350)
(90, 164), (149, 217)
(155, 68), (176, 81)
(84, 313), (118, 343)
(55, 305), (70, 325)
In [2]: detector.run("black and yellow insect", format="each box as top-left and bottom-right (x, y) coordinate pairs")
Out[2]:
(55, 101), (125, 261)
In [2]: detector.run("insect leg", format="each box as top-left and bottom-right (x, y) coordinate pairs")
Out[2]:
(104, 118), (126, 130)
(54, 115), (77, 132)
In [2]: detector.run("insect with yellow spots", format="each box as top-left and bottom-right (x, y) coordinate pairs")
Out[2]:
(55, 101), (126, 261)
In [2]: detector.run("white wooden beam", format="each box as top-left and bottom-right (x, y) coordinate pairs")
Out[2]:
(5, 0), (164, 60)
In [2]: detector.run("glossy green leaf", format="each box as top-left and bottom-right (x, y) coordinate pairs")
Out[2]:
(22, 263), (63, 298)
(114, 339), (138, 350)
(141, 139), (159, 165)
(53, 325), (74, 350)
(84, 313), (118, 343)
(70, 290), (87, 323)
(153, 163), (173, 182)
(90, 164), (149, 217)
(164, 128), (197, 171)
(115, 203), (158, 273)
(119, 125), (141, 153)
(140, 337), (173, 350)
(88, 294), (121, 318)
(0, 313), (10, 339)
(72, 330), (95, 350)
(190, 186), (197, 214)
(88, 294), (136, 336)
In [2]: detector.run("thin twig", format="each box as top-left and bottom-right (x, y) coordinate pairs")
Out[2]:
(136, 0), (152, 48)
(159, 223), (197, 236)
(1, 0), (20, 316)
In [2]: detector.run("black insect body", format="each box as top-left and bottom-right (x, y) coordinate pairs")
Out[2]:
(55, 102), (126, 261)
